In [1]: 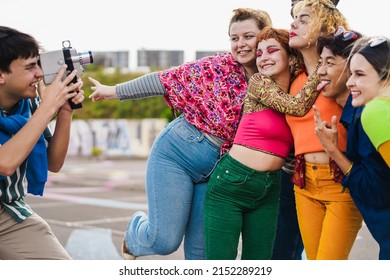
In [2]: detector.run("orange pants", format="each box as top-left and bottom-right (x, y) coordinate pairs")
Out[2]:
(294, 162), (362, 260)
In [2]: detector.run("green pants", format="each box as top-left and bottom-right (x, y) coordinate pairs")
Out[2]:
(204, 153), (281, 260)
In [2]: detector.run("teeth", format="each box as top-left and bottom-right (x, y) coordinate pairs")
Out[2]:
(262, 64), (273, 69)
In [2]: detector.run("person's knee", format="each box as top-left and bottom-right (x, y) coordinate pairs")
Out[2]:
(154, 238), (182, 255)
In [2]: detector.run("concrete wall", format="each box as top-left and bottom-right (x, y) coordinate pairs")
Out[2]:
(50, 119), (167, 158)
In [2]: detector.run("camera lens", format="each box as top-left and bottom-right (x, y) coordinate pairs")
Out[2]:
(72, 51), (93, 65)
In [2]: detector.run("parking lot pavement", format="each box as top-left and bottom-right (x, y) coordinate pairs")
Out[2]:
(25, 156), (379, 260)
(26, 156), (183, 260)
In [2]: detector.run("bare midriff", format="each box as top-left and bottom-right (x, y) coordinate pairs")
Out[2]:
(229, 144), (285, 172)
(303, 151), (330, 164)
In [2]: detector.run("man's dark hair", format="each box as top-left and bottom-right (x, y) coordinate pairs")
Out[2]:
(317, 29), (362, 59)
(0, 26), (40, 73)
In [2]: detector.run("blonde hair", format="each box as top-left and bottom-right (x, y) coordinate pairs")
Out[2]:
(292, 0), (348, 37)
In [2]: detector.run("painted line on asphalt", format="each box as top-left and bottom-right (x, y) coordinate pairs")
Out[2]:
(41, 192), (148, 210)
(65, 228), (122, 260)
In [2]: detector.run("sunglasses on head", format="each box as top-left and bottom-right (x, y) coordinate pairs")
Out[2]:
(368, 36), (388, 48)
(334, 26), (358, 41)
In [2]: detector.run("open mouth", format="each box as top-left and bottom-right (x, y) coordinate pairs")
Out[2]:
(317, 80), (330, 91)
(238, 50), (251, 55)
(30, 81), (39, 88)
(261, 63), (274, 70)
(350, 91), (361, 98)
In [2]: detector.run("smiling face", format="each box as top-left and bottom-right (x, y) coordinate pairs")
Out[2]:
(317, 47), (350, 102)
(256, 38), (291, 89)
(346, 53), (385, 107)
(230, 19), (263, 75)
(0, 56), (42, 110)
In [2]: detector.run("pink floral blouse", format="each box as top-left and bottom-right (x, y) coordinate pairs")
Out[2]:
(158, 52), (248, 153)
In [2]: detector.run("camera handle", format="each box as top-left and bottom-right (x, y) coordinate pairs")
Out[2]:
(63, 48), (82, 109)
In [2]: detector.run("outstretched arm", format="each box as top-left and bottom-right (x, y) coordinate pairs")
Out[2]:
(246, 70), (320, 116)
(89, 73), (166, 102)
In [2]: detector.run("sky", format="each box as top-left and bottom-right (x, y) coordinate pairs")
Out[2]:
(2, 0), (390, 63)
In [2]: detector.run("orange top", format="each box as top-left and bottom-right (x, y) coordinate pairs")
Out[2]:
(286, 72), (347, 156)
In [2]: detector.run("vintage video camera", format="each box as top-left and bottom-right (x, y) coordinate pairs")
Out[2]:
(38, 40), (93, 109)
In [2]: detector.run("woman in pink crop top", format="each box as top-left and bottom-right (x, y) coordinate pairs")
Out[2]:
(204, 27), (319, 260)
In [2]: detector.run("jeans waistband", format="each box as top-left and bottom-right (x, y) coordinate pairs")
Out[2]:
(203, 133), (225, 148)
(222, 152), (280, 177)
(176, 114), (225, 148)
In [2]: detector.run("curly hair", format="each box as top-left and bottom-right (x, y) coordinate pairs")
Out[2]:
(292, 0), (348, 37)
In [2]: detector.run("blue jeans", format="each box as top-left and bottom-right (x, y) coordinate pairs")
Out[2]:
(271, 169), (304, 260)
(125, 115), (220, 259)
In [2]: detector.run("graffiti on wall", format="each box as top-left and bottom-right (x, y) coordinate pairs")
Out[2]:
(50, 119), (167, 158)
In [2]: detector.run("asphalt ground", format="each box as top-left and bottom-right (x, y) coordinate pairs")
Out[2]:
(25, 156), (380, 260)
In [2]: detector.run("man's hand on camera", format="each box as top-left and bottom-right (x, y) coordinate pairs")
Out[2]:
(38, 65), (83, 113)
(62, 87), (85, 112)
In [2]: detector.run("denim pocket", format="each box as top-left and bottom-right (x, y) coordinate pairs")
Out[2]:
(172, 116), (203, 142)
(163, 116), (221, 182)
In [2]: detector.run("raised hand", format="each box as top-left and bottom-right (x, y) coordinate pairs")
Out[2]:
(313, 105), (339, 154)
(88, 77), (118, 102)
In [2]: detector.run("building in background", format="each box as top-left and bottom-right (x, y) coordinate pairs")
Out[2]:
(53, 119), (168, 158)
(92, 48), (227, 71)
(195, 50), (226, 59)
(137, 49), (184, 68)
(92, 51), (130, 69)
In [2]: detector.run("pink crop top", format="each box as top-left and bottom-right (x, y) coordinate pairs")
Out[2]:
(233, 109), (293, 158)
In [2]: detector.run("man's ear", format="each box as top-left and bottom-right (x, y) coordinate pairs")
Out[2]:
(0, 71), (5, 84)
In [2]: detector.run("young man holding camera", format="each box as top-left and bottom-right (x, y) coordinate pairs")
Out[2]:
(0, 26), (84, 259)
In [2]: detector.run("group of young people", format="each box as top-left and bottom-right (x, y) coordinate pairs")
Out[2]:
(1, 0), (389, 260)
